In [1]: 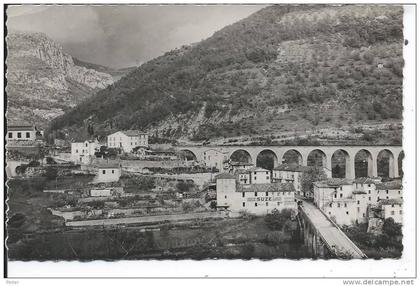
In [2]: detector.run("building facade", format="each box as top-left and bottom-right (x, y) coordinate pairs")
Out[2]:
(248, 167), (271, 184)
(107, 131), (148, 153)
(7, 125), (40, 141)
(96, 164), (121, 183)
(202, 149), (229, 170)
(216, 171), (296, 216)
(272, 164), (309, 197)
(314, 178), (403, 226)
(71, 140), (100, 164)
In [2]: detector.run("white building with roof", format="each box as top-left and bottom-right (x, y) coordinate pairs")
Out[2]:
(95, 163), (121, 183)
(248, 167), (271, 184)
(228, 161), (254, 174)
(107, 131), (148, 153)
(202, 149), (229, 170)
(71, 139), (100, 164)
(272, 163), (310, 197)
(314, 178), (403, 226)
(7, 125), (41, 141)
(215, 171), (296, 215)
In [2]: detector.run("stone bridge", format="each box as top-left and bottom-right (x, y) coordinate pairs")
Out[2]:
(175, 145), (403, 179)
(298, 200), (367, 259)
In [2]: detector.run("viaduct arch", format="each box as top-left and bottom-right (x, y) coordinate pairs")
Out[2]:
(175, 145), (403, 179)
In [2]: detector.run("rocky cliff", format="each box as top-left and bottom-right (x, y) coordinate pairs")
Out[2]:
(6, 31), (114, 126)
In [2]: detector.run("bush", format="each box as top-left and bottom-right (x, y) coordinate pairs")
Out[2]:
(264, 208), (295, 230)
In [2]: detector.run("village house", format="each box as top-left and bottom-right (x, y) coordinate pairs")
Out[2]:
(375, 180), (403, 201)
(228, 161), (254, 174)
(107, 131), (149, 153)
(314, 178), (403, 226)
(202, 149), (229, 170)
(248, 167), (271, 184)
(272, 163), (309, 197)
(95, 163), (121, 183)
(7, 125), (41, 141)
(215, 170), (297, 215)
(314, 178), (368, 225)
(71, 139), (100, 164)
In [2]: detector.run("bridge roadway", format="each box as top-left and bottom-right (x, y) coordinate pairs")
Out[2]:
(300, 200), (367, 259)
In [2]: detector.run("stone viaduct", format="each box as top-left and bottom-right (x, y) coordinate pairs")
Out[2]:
(175, 145), (403, 179)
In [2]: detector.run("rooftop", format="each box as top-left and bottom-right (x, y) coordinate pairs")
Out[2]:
(379, 198), (403, 206)
(376, 180), (403, 190)
(230, 161), (253, 166)
(96, 163), (121, 169)
(215, 173), (236, 180)
(273, 163), (309, 172)
(353, 177), (382, 184)
(247, 167), (270, 173)
(8, 125), (37, 131)
(314, 178), (354, 188)
(237, 182), (295, 193)
(122, 130), (148, 137)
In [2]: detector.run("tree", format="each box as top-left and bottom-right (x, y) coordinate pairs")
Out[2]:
(209, 201), (217, 210)
(264, 208), (295, 230)
(44, 167), (58, 180)
(382, 218), (402, 237)
(301, 166), (327, 197)
(46, 157), (56, 165)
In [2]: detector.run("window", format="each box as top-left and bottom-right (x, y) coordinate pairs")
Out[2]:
(254, 172), (257, 175)
(386, 190), (389, 194)
(340, 186), (342, 190)
(242, 192), (245, 198)
(277, 202), (280, 206)
(391, 211), (395, 215)
(391, 204), (394, 207)
(357, 207), (360, 212)
(17, 132), (21, 138)
(368, 190), (371, 194)
(254, 192), (257, 197)
(337, 203), (341, 208)
(363, 213), (365, 217)
(346, 211), (349, 215)
(265, 192), (268, 196)
(328, 212), (331, 215)
(357, 200), (360, 205)
(243, 202), (245, 207)
(386, 196), (389, 200)
(254, 177), (257, 181)
(368, 184), (371, 187)
(266, 176), (269, 180)
(266, 202), (269, 206)
(399, 210), (402, 215)
(102, 170), (106, 175)
(86, 143), (88, 147)
(255, 203), (257, 207)
(26, 132), (30, 138)
(398, 191), (401, 194)
(112, 170), (114, 174)
(334, 194), (337, 198)
(340, 193), (343, 198)
(329, 203), (332, 207)
(368, 197), (371, 201)
(75, 149), (78, 153)
(224, 195), (227, 199)
(344, 203), (347, 208)
(266, 171), (268, 175)
(8, 132), (12, 139)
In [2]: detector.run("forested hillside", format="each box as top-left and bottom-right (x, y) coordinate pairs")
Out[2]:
(49, 5), (403, 145)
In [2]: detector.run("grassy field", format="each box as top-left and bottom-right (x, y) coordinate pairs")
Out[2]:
(8, 217), (309, 260)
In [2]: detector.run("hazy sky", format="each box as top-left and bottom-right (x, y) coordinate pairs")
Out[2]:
(7, 5), (263, 68)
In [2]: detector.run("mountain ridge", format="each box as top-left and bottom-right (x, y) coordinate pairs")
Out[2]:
(49, 5), (403, 145)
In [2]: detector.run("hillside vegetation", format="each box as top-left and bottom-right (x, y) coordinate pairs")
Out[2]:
(49, 5), (403, 145)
